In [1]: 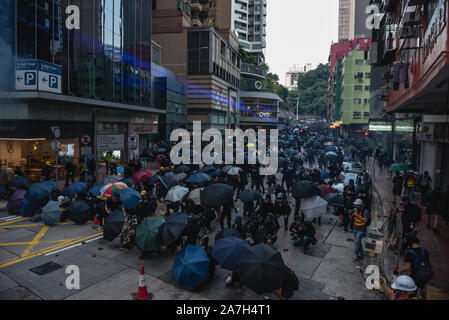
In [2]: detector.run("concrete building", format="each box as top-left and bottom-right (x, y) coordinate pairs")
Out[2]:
(285, 64), (314, 91)
(338, 0), (371, 42)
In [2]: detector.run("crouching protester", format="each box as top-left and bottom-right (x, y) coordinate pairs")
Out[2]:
(119, 206), (141, 251)
(379, 275), (418, 300)
(290, 219), (317, 252)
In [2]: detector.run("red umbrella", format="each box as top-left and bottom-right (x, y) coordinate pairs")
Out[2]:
(318, 184), (334, 196)
(132, 169), (154, 183)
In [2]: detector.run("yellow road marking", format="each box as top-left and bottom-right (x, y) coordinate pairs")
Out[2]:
(22, 225), (50, 256)
(0, 238), (76, 247)
(0, 232), (102, 269)
(0, 224), (39, 228)
(0, 218), (30, 227)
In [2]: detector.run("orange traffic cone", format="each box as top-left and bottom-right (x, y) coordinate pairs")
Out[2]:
(133, 265), (153, 300)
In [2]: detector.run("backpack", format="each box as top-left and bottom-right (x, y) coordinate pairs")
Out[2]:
(281, 268), (299, 298)
(409, 248), (433, 287)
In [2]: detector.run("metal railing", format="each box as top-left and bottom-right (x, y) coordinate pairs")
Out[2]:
(240, 62), (267, 78)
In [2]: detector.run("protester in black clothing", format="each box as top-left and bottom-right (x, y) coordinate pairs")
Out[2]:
(393, 171), (404, 203)
(426, 188), (442, 233)
(42, 161), (52, 181)
(263, 214), (278, 245)
(258, 194), (274, 221)
(65, 161), (76, 186)
(274, 193), (291, 231)
(220, 200), (234, 230)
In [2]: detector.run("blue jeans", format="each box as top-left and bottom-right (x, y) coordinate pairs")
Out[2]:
(294, 236), (311, 250)
(353, 230), (365, 258)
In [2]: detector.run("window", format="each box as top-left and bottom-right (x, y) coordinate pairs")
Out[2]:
(364, 112), (370, 118)
(354, 72), (363, 79)
(364, 98), (368, 104)
(365, 85), (370, 91)
(354, 98), (362, 104)
(152, 46), (161, 64)
(220, 41), (226, 57)
(366, 73), (371, 78)
(353, 111), (361, 119)
(354, 86), (362, 92)
(355, 59), (364, 65)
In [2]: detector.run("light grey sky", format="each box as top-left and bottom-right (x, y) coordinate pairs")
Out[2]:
(265, 0), (339, 83)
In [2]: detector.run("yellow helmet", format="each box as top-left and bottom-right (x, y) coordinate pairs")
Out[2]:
(45, 161), (51, 166)
(140, 190), (147, 196)
(160, 166), (165, 171)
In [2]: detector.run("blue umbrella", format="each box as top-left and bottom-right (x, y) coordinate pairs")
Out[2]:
(325, 146), (338, 153)
(212, 236), (250, 271)
(185, 173), (212, 184)
(19, 197), (41, 217)
(288, 135), (295, 141)
(25, 181), (57, 202)
(320, 171), (330, 180)
(172, 245), (210, 290)
(63, 182), (87, 196)
(88, 185), (105, 196)
(209, 168), (221, 178)
(117, 188), (142, 209)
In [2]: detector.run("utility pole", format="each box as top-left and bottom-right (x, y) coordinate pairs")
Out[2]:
(296, 96), (300, 121)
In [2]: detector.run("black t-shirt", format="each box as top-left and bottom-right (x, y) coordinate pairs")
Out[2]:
(393, 176), (403, 188)
(405, 247), (429, 276)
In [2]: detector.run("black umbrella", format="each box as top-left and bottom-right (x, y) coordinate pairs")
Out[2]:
(156, 148), (167, 154)
(215, 228), (243, 242)
(174, 165), (191, 174)
(158, 176), (178, 191)
(103, 208), (125, 241)
(199, 165), (216, 174)
(7, 177), (28, 188)
(237, 190), (262, 202)
(324, 152), (338, 163)
(67, 201), (93, 224)
(278, 157), (289, 168)
(200, 184), (234, 207)
(158, 212), (188, 246)
(291, 181), (321, 199)
(146, 174), (161, 186)
(235, 244), (289, 295)
(324, 193), (344, 208)
(121, 178), (136, 187)
(0, 185), (7, 199)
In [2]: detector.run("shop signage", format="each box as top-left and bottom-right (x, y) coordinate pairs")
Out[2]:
(38, 61), (62, 94)
(96, 134), (125, 151)
(15, 60), (62, 94)
(15, 60), (38, 91)
(132, 125), (157, 134)
(394, 119), (414, 132)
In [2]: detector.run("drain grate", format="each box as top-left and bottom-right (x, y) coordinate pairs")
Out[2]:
(29, 262), (63, 276)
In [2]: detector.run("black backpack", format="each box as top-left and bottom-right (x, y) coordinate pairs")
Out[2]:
(409, 248), (433, 287)
(281, 268), (299, 299)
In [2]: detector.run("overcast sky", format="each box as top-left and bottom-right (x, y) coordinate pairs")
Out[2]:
(265, 0), (339, 84)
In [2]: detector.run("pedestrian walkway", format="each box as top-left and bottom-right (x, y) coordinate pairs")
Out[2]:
(366, 159), (449, 298)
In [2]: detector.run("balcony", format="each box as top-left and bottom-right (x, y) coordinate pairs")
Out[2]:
(240, 63), (267, 79)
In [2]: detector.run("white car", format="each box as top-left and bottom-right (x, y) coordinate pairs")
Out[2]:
(342, 162), (363, 172)
(332, 171), (360, 194)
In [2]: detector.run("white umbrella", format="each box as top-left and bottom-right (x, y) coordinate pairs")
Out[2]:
(227, 167), (243, 176)
(187, 188), (203, 205)
(300, 196), (328, 220)
(165, 186), (189, 203)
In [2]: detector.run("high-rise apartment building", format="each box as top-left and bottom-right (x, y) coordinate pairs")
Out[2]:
(285, 64), (314, 91)
(338, 0), (371, 42)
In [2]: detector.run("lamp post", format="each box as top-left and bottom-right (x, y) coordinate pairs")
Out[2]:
(295, 96), (300, 121)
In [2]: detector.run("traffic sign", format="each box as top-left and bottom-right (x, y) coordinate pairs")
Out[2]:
(38, 61), (62, 94)
(15, 60), (38, 91)
(51, 140), (60, 152)
(81, 146), (92, 156)
(51, 127), (61, 139)
(80, 135), (92, 146)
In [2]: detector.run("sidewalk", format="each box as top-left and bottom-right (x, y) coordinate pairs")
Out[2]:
(366, 159), (449, 298)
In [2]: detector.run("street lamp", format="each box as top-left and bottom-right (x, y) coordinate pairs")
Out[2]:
(295, 96), (300, 121)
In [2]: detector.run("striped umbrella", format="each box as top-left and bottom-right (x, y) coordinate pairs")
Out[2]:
(100, 182), (128, 198)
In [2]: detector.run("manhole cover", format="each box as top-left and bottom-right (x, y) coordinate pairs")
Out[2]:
(29, 262), (63, 276)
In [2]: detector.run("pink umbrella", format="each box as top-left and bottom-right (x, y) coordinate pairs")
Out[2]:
(318, 184), (334, 196)
(155, 154), (166, 162)
(132, 169), (154, 183)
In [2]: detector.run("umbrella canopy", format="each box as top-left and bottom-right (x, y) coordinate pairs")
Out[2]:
(324, 142), (335, 146)
(7, 189), (26, 215)
(212, 236), (250, 271)
(100, 182), (128, 198)
(318, 184), (334, 196)
(324, 152), (338, 163)
(146, 174), (161, 186)
(215, 228), (242, 241)
(187, 188), (202, 205)
(7, 177), (28, 188)
(158, 212), (188, 246)
(283, 149), (297, 156)
(67, 201), (92, 224)
(209, 168), (221, 178)
(320, 171), (331, 180)
(172, 245), (210, 290)
(235, 244), (288, 295)
(117, 188), (142, 209)
(165, 186), (189, 203)
(174, 165), (191, 174)
(103, 208), (125, 241)
(155, 154), (166, 162)
(156, 148), (167, 154)
(63, 182), (87, 197)
(173, 173), (187, 182)
(165, 171), (175, 178)
(324, 193), (344, 208)
(157, 176), (178, 191)
(25, 181), (56, 202)
(132, 169), (153, 183)
(324, 146), (338, 153)
(135, 216), (165, 253)
(0, 185), (7, 199)
(388, 163), (409, 172)
(291, 181), (321, 199)
(199, 165), (216, 174)
(300, 196), (328, 220)
(200, 184), (234, 207)
(103, 175), (122, 185)
(185, 173), (212, 184)
(278, 157), (289, 168)
(221, 165), (234, 173)
(237, 190), (262, 202)
(88, 185), (105, 196)
(227, 167), (242, 176)
(42, 201), (60, 226)
(121, 178), (136, 187)
(20, 197), (41, 217)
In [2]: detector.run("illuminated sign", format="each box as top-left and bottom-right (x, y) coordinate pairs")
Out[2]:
(257, 112), (272, 118)
(369, 121), (392, 132)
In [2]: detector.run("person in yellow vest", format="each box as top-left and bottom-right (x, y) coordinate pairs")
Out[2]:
(404, 171), (417, 201)
(352, 198), (370, 262)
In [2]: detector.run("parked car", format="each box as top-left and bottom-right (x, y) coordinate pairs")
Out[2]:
(342, 161), (363, 172)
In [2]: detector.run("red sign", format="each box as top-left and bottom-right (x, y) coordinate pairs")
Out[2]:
(80, 135), (91, 146)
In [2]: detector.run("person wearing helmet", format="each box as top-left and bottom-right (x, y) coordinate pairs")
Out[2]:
(352, 198), (370, 262)
(379, 275), (418, 300)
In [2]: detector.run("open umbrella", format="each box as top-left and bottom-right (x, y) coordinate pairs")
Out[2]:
(324, 152), (338, 163)
(212, 236), (250, 271)
(199, 165), (216, 174)
(172, 244), (210, 290)
(283, 149), (297, 156)
(117, 188), (142, 209)
(215, 228), (242, 241)
(88, 184), (105, 196)
(67, 201), (92, 224)
(100, 182), (128, 198)
(135, 216), (165, 253)
(158, 212), (188, 246)
(42, 201), (60, 226)
(187, 188), (202, 205)
(132, 169), (153, 183)
(0, 185), (7, 199)
(156, 148), (167, 154)
(174, 165), (191, 174)
(320, 171), (331, 180)
(103, 175), (122, 185)
(63, 182), (87, 197)
(7, 177), (28, 188)
(221, 165), (234, 173)
(165, 171), (175, 178)
(300, 196), (328, 220)
(388, 163), (409, 172)
(157, 176), (178, 191)
(292, 181), (321, 199)
(237, 190), (262, 202)
(324, 193), (344, 208)
(7, 189), (26, 215)
(173, 173), (187, 182)
(155, 154), (166, 162)
(325, 145), (338, 153)
(185, 173), (212, 184)
(200, 184), (234, 207)
(165, 186), (189, 203)
(103, 208), (125, 241)
(20, 197), (41, 217)
(146, 174), (161, 186)
(121, 178), (136, 187)
(227, 167), (242, 176)
(278, 157), (289, 168)
(25, 181), (56, 202)
(318, 184), (334, 196)
(235, 244), (288, 295)
(209, 168), (221, 178)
